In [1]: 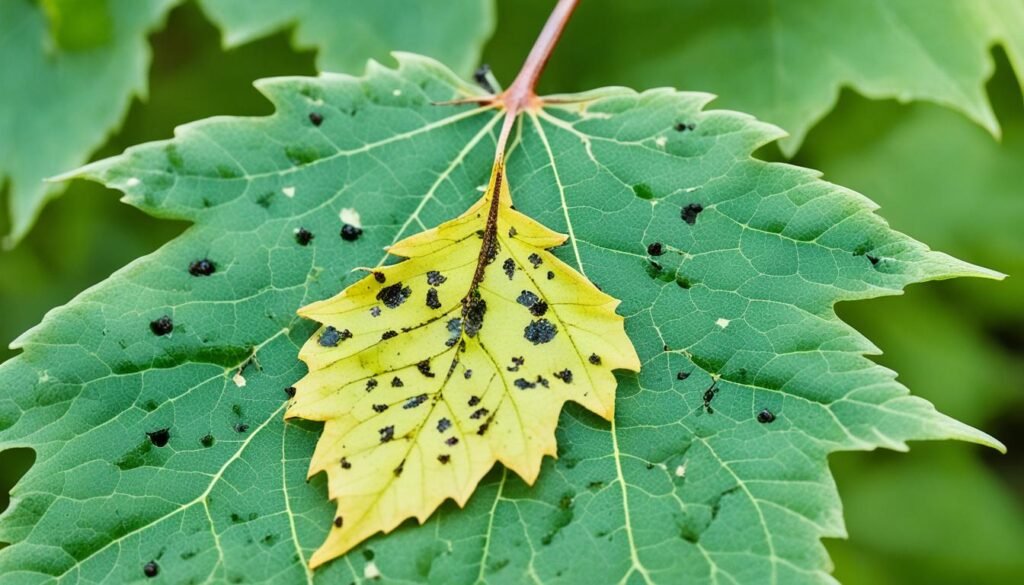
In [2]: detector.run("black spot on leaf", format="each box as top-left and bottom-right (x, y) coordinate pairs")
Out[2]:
(553, 369), (573, 383)
(462, 294), (487, 337)
(372, 404), (389, 413)
(416, 359), (435, 378)
(381, 330), (398, 340)
(379, 426), (395, 443)
(647, 242), (664, 256)
(676, 372), (690, 380)
(437, 418), (451, 433)
(681, 203), (703, 225)
(517, 290), (539, 307)
(391, 377), (404, 388)
(146, 428), (170, 447)
(589, 354), (602, 365)
(530, 300), (548, 317)
(319, 326), (350, 347)
(674, 122), (696, 132)
(507, 356), (524, 372)
(470, 408), (489, 420)
(437, 454), (451, 464)
(757, 409), (776, 424)
(514, 378), (536, 390)
(284, 386), (296, 397)
(150, 316), (173, 336)
(309, 112), (324, 126)
(334, 516), (344, 528)
(340, 457), (351, 469)
(294, 227), (314, 246)
(366, 379), (378, 392)
(528, 253), (543, 268)
(188, 259), (215, 276)
(502, 258), (516, 280)
(404, 394), (428, 409)
(234, 423), (249, 433)
(524, 319), (558, 344)
(373, 271), (386, 283)
(426, 288), (441, 309)
(143, 561), (159, 578)
(340, 223), (363, 241)
(547, 271), (554, 280)
(200, 434), (214, 448)
(426, 270), (447, 286)
(445, 436), (459, 446)
(377, 283), (412, 309)
(468, 396), (481, 406)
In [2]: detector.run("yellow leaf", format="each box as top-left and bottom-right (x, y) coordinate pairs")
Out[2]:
(288, 158), (640, 568)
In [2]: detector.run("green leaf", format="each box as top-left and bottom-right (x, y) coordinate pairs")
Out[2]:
(0, 0), (176, 247)
(489, 0), (1024, 156)
(197, 0), (495, 76)
(0, 55), (1002, 583)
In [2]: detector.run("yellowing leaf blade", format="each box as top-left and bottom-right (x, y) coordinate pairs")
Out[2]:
(288, 160), (639, 567)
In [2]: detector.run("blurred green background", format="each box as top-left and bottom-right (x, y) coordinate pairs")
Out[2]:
(1, 3), (1021, 583)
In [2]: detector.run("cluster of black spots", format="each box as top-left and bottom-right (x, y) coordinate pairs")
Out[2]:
(462, 293), (487, 337)
(647, 242), (664, 256)
(200, 434), (215, 448)
(377, 283), (412, 309)
(476, 422), (490, 436)
(234, 423), (250, 433)
(529, 300), (548, 317)
(528, 253), (543, 268)
(546, 271), (555, 280)
(473, 63), (496, 93)
(502, 258), (516, 280)
(589, 353), (602, 365)
(366, 379), (378, 392)
(393, 460), (406, 477)
(147, 428), (170, 447)
(416, 359), (435, 378)
(309, 112), (324, 126)
(702, 382), (719, 414)
(333, 516), (344, 528)
(404, 394), (428, 410)
(507, 356), (525, 372)
(370, 306), (381, 318)
(517, 290), (540, 308)
(445, 436), (459, 446)
(536, 375), (550, 388)
(188, 258), (216, 276)
(756, 409), (776, 424)
(470, 408), (489, 420)
(676, 371), (690, 381)
(320, 326), (352, 347)
(379, 425), (395, 443)
(553, 369), (573, 383)
(340, 457), (352, 469)
(284, 386), (297, 398)
(372, 404), (389, 413)
(437, 418), (452, 433)
(143, 561), (159, 578)
(437, 454), (451, 464)
(150, 315), (173, 336)
(514, 378), (536, 390)
(381, 330), (398, 341)
(524, 319), (558, 344)
(426, 270), (447, 286)
(468, 395), (481, 407)
(425, 288), (441, 310)
(294, 227), (314, 246)
(340, 223), (363, 241)
(373, 271), (386, 283)
(674, 122), (696, 132)
(681, 203), (703, 225)
(391, 376), (404, 388)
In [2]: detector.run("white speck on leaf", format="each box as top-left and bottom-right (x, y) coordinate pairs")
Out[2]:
(675, 464), (687, 477)
(125, 177), (140, 187)
(340, 207), (362, 228)
(655, 136), (667, 148)
(715, 318), (730, 329)
(232, 371), (247, 387)
(282, 186), (296, 198)
(392, 89), (402, 96)
(364, 561), (381, 579)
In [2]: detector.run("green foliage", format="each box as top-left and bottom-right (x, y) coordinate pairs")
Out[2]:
(487, 0), (1024, 156)
(198, 0), (495, 76)
(0, 55), (1002, 583)
(0, 0), (176, 247)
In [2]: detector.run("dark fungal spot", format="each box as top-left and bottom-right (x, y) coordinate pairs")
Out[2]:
(416, 359), (435, 378)
(514, 378), (536, 390)
(366, 379), (378, 392)
(702, 382), (719, 414)
(340, 223), (363, 241)
(553, 369), (573, 383)
(507, 356), (524, 372)
(503, 258), (516, 280)
(377, 283), (412, 309)
(284, 386), (296, 397)
(143, 561), (159, 578)
(373, 271), (386, 283)
(524, 319), (558, 344)
(340, 457), (352, 469)
(547, 271), (554, 280)
(294, 227), (314, 246)
(381, 330), (398, 340)
(445, 436), (459, 446)
(537, 375), (549, 388)
(757, 409), (776, 424)
(309, 112), (324, 126)
(393, 460), (405, 477)
(391, 377), (404, 388)
(372, 404), (389, 413)
(470, 408), (489, 420)
(234, 423), (249, 433)
(647, 242), (664, 256)
(462, 294), (487, 337)
(437, 418), (452, 433)
(681, 203), (703, 225)
(437, 454), (451, 464)
(426, 288), (441, 310)
(319, 326), (348, 347)
(676, 372), (690, 381)
(426, 270), (447, 286)
(379, 425), (395, 443)
(530, 300), (548, 317)
(146, 428), (170, 447)
(517, 290), (540, 308)
(476, 423), (490, 436)
(589, 353), (602, 365)
(468, 395), (481, 407)
(528, 253), (543, 268)
(473, 63), (496, 93)
(331, 516), (344, 529)
(370, 306), (381, 318)
(674, 122), (696, 132)
(508, 226), (518, 238)
(866, 254), (880, 266)
(200, 434), (215, 448)
(188, 258), (215, 276)
(404, 394), (427, 409)
(150, 315), (173, 336)
(463, 368), (473, 379)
